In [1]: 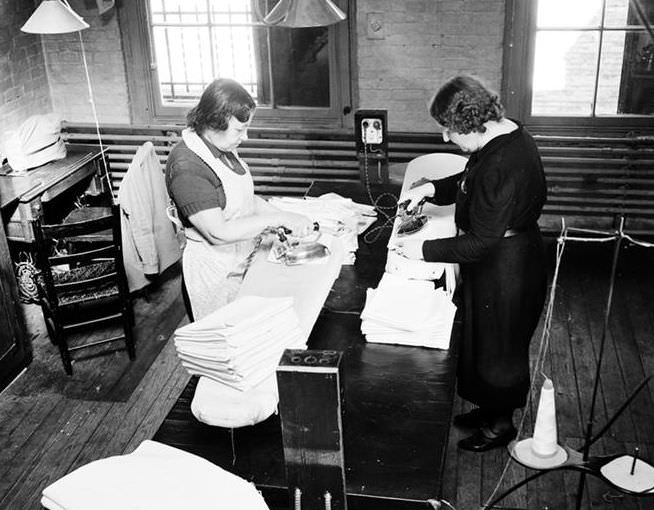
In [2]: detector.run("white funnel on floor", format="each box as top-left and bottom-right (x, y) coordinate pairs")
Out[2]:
(511, 378), (568, 469)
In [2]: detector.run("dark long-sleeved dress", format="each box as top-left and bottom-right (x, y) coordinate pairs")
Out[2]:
(422, 123), (547, 412)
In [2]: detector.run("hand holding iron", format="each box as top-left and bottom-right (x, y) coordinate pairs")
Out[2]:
(400, 180), (435, 211)
(277, 212), (314, 238)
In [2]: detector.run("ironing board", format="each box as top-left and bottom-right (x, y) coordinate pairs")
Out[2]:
(154, 181), (461, 509)
(386, 153), (467, 289)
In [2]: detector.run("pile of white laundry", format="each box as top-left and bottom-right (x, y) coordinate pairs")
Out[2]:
(41, 440), (270, 510)
(361, 272), (457, 349)
(174, 295), (305, 391)
(268, 193), (377, 264)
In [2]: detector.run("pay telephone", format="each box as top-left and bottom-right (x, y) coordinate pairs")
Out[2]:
(355, 109), (388, 185)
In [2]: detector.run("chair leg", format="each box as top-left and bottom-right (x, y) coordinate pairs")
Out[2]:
(43, 314), (58, 346)
(122, 302), (136, 360)
(55, 329), (73, 375)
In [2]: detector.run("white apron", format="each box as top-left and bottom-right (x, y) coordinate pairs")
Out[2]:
(181, 129), (257, 320)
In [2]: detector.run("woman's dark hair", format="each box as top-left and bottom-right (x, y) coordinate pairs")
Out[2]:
(429, 75), (504, 134)
(186, 78), (256, 133)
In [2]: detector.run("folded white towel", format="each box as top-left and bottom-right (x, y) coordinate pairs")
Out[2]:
(41, 440), (270, 510)
(361, 273), (457, 349)
(175, 296), (294, 337)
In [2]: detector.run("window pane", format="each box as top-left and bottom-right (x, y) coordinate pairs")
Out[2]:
(270, 27), (330, 107)
(148, 0), (333, 110)
(532, 31), (600, 116)
(605, 0), (654, 27)
(596, 30), (626, 114)
(604, 0), (630, 27)
(212, 26), (260, 94)
(537, 0), (603, 28)
(597, 30), (654, 114)
(154, 26), (212, 104)
(152, 0), (209, 24)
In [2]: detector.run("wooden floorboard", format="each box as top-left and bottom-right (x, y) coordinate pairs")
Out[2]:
(1, 238), (653, 509)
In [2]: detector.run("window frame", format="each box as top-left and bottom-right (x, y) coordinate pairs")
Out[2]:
(502, 0), (654, 136)
(117, 0), (354, 129)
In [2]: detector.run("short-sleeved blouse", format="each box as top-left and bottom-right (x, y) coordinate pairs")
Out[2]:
(165, 136), (246, 228)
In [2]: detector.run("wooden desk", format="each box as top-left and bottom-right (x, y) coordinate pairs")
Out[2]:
(0, 144), (107, 243)
(154, 181), (459, 509)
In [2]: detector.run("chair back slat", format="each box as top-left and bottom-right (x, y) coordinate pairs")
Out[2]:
(54, 271), (118, 294)
(49, 245), (115, 266)
(40, 213), (114, 238)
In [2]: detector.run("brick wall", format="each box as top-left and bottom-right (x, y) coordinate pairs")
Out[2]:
(0, 0), (52, 153)
(356, 0), (506, 132)
(2, 0), (506, 133)
(42, 0), (129, 124)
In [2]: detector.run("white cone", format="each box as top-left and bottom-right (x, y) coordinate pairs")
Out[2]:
(511, 378), (568, 469)
(531, 378), (559, 457)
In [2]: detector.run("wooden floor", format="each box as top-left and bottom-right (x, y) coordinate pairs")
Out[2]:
(1, 238), (653, 510)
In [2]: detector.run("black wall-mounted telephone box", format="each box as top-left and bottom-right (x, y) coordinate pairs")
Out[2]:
(354, 109), (388, 185)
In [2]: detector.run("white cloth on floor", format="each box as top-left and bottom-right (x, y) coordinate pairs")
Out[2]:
(41, 440), (269, 510)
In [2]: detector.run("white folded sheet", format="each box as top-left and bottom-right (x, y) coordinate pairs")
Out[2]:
(175, 295), (294, 337)
(361, 273), (457, 349)
(41, 440), (270, 510)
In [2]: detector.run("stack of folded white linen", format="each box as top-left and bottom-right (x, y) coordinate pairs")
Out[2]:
(41, 440), (270, 510)
(268, 193), (377, 264)
(361, 272), (457, 349)
(174, 295), (305, 391)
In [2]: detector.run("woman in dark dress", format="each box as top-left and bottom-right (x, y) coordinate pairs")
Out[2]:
(395, 75), (548, 452)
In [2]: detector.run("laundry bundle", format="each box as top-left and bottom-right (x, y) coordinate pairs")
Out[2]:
(174, 295), (305, 391)
(361, 272), (457, 349)
(268, 193), (377, 264)
(41, 440), (269, 510)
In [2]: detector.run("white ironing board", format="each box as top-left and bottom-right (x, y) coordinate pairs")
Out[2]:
(386, 153), (467, 293)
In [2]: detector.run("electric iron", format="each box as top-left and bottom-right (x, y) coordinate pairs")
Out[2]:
(273, 223), (331, 265)
(396, 198), (428, 236)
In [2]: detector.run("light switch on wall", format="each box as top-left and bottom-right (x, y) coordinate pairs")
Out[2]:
(366, 12), (385, 40)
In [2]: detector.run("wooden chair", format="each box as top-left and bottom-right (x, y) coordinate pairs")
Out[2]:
(32, 204), (135, 374)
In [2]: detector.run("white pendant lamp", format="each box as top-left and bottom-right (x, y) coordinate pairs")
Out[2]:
(21, 0), (89, 34)
(263, 0), (346, 28)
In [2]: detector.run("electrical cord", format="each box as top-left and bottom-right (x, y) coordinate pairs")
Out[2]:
(359, 129), (402, 244)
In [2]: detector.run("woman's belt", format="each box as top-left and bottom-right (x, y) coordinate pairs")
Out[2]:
(459, 224), (537, 238)
(503, 224), (537, 238)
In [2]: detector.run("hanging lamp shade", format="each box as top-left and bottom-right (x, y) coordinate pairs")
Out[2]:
(21, 0), (89, 34)
(263, 0), (346, 28)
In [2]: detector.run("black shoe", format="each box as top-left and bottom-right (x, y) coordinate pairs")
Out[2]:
(457, 426), (517, 453)
(452, 408), (488, 429)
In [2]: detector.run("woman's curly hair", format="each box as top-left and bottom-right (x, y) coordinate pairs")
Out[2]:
(187, 78), (256, 133)
(429, 75), (504, 134)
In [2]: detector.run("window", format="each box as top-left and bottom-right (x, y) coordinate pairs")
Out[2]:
(503, 0), (654, 133)
(118, 0), (352, 127)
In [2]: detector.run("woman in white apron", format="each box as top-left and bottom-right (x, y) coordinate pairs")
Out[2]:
(166, 79), (312, 320)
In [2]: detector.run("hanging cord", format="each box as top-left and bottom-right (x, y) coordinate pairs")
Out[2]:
(359, 130), (403, 244)
(482, 216), (654, 509)
(78, 31), (113, 200)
